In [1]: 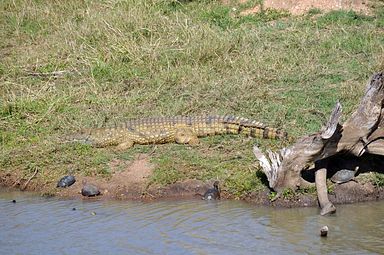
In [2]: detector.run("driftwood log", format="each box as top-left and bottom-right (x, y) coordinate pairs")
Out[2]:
(254, 72), (384, 215)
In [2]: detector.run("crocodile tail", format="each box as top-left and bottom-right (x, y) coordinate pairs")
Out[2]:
(219, 115), (288, 140)
(260, 127), (288, 140)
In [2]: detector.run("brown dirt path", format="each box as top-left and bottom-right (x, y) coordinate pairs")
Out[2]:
(232, 0), (371, 16)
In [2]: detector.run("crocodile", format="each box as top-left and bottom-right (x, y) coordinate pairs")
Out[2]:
(67, 115), (287, 150)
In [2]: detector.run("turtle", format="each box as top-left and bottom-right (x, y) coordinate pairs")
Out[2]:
(330, 169), (356, 184)
(81, 181), (100, 197)
(57, 175), (76, 188)
(202, 181), (220, 200)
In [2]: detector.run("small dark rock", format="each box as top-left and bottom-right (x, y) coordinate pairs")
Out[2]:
(320, 226), (329, 237)
(202, 181), (220, 200)
(72, 207), (76, 211)
(81, 183), (100, 197)
(12, 200), (16, 203)
(57, 175), (76, 188)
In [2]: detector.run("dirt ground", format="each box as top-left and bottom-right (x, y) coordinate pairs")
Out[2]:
(1, 154), (383, 208)
(234, 0), (371, 15)
(51, 154), (212, 200)
(0, 154), (212, 201)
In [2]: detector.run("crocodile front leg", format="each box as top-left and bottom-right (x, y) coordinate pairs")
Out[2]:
(175, 127), (199, 145)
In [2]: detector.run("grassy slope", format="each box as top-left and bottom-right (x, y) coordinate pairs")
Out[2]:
(1, 0), (384, 197)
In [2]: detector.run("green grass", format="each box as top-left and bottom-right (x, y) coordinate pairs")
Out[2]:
(372, 173), (384, 187)
(1, 0), (384, 198)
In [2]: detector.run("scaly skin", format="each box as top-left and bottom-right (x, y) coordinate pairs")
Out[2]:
(67, 115), (287, 150)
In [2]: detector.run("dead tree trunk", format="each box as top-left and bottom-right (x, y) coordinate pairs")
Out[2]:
(254, 72), (384, 215)
(315, 166), (336, 216)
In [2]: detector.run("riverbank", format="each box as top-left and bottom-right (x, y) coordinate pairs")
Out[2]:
(1, 154), (383, 208)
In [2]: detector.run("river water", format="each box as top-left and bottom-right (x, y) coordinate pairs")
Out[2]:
(0, 190), (383, 255)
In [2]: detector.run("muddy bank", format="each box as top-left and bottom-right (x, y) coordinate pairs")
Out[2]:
(1, 156), (383, 207)
(245, 179), (384, 208)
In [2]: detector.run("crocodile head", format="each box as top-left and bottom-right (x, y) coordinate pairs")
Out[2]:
(65, 129), (94, 145)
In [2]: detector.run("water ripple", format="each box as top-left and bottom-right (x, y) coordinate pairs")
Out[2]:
(0, 191), (383, 255)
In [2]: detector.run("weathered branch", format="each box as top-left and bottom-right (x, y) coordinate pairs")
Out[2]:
(21, 169), (39, 191)
(320, 101), (343, 140)
(26, 70), (70, 77)
(334, 72), (384, 156)
(254, 101), (343, 192)
(315, 166), (336, 216)
(253, 146), (285, 189)
(366, 139), (384, 155)
(253, 72), (384, 214)
(365, 112), (384, 155)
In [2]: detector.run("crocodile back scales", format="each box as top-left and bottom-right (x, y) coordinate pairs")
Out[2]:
(68, 115), (287, 147)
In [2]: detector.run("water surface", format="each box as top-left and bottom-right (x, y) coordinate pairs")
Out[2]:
(0, 190), (383, 254)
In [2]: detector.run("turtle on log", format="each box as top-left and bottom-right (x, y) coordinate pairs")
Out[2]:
(202, 181), (220, 200)
(330, 169), (356, 184)
(57, 175), (76, 188)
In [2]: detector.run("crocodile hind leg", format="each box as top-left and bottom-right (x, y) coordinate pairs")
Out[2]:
(175, 127), (199, 145)
(115, 140), (134, 151)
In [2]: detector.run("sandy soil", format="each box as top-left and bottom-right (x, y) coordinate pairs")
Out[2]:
(234, 0), (371, 15)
